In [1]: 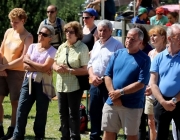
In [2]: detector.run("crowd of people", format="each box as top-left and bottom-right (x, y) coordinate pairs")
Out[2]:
(0, 1), (180, 140)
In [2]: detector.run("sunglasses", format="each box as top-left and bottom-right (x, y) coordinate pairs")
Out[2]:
(82, 16), (91, 19)
(47, 11), (55, 14)
(157, 13), (163, 15)
(65, 30), (75, 34)
(38, 32), (51, 37)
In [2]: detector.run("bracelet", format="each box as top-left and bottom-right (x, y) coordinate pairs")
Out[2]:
(68, 68), (72, 74)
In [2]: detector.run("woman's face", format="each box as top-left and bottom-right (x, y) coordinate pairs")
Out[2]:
(150, 32), (165, 47)
(167, 14), (176, 24)
(38, 27), (51, 43)
(10, 17), (24, 30)
(65, 27), (77, 42)
(82, 13), (94, 25)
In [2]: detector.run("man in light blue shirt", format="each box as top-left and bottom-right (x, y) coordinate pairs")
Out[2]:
(88, 20), (124, 140)
(150, 24), (180, 140)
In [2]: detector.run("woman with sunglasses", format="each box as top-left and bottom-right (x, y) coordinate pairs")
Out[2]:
(53, 21), (89, 140)
(82, 8), (98, 52)
(12, 25), (57, 140)
(150, 7), (168, 25)
(0, 8), (33, 139)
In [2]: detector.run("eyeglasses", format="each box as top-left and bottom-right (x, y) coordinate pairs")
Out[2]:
(65, 30), (75, 34)
(38, 32), (51, 37)
(47, 11), (55, 14)
(82, 17), (91, 19)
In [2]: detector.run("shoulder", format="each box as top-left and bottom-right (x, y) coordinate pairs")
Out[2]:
(77, 41), (89, 51)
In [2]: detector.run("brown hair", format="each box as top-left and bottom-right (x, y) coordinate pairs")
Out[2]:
(149, 26), (167, 44)
(64, 21), (83, 40)
(8, 8), (27, 23)
(167, 11), (179, 21)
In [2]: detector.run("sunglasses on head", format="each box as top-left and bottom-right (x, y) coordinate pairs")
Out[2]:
(38, 32), (51, 37)
(65, 30), (75, 34)
(47, 11), (55, 14)
(82, 16), (92, 19)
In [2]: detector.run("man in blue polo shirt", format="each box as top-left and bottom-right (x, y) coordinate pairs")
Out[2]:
(101, 28), (150, 140)
(150, 24), (180, 140)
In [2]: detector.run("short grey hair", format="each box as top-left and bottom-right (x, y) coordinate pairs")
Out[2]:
(97, 20), (113, 30)
(129, 28), (144, 40)
(39, 25), (55, 36)
(167, 23), (180, 38)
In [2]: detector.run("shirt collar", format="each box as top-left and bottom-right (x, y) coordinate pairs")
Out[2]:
(98, 36), (112, 45)
(165, 47), (180, 57)
(64, 40), (81, 48)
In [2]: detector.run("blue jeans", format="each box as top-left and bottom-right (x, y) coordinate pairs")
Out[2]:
(58, 89), (83, 140)
(89, 83), (108, 140)
(13, 78), (50, 140)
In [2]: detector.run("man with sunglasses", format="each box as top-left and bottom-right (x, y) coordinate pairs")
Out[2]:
(150, 7), (168, 25)
(37, 5), (65, 49)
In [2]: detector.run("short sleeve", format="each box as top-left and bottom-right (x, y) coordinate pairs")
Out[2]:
(48, 47), (57, 59)
(104, 50), (119, 78)
(80, 44), (89, 66)
(150, 54), (159, 73)
(54, 44), (63, 61)
(27, 44), (34, 56)
(138, 57), (151, 85)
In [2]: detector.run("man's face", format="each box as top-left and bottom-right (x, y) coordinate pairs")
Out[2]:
(169, 30), (180, 49)
(125, 31), (142, 52)
(47, 6), (57, 20)
(97, 25), (112, 42)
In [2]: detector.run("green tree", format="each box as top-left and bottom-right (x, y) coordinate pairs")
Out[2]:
(0, 0), (50, 42)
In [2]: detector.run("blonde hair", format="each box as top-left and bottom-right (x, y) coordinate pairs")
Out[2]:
(64, 21), (83, 40)
(149, 26), (167, 44)
(8, 8), (27, 23)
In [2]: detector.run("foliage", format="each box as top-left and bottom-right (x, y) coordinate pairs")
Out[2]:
(0, 0), (50, 42)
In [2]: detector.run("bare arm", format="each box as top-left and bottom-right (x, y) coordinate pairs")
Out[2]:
(91, 0), (101, 5)
(136, 0), (142, 10)
(150, 72), (176, 111)
(123, 81), (144, 94)
(24, 55), (54, 73)
(104, 76), (114, 92)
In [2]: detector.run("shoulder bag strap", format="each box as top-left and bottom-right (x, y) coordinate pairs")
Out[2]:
(66, 47), (72, 68)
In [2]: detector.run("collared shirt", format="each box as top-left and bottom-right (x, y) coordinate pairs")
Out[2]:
(55, 40), (89, 92)
(88, 36), (124, 77)
(150, 48), (180, 97)
(150, 15), (168, 25)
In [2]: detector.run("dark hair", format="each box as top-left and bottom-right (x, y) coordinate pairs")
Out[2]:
(167, 11), (179, 21)
(133, 24), (149, 46)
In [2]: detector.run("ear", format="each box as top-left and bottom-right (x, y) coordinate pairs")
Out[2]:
(167, 36), (171, 42)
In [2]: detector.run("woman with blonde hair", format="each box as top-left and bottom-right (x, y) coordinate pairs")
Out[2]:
(0, 8), (33, 139)
(145, 25), (167, 140)
(53, 21), (89, 140)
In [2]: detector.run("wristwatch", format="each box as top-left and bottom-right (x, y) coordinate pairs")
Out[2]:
(172, 97), (177, 104)
(119, 89), (124, 96)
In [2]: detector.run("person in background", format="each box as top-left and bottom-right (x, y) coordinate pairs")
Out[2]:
(86, 0), (116, 21)
(166, 11), (179, 26)
(136, 0), (158, 17)
(150, 24), (180, 140)
(144, 26), (167, 140)
(131, 8), (148, 24)
(102, 28), (151, 140)
(0, 8), (33, 140)
(88, 20), (124, 140)
(150, 7), (168, 25)
(12, 25), (57, 140)
(53, 21), (89, 140)
(82, 8), (99, 52)
(37, 5), (65, 49)
(133, 24), (153, 140)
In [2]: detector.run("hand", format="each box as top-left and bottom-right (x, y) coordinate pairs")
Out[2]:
(109, 90), (120, 101)
(113, 98), (122, 106)
(54, 65), (66, 74)
(161, 100), (176, 111)
(145, 86), (152, 96)
(0, 71), (7, 77)
(89, 74), (102, 87)
(0, 64), (6, 71)
(23, 55), (31, 64)
(86, 2), (93, 8)
(46, 69), (53, 75)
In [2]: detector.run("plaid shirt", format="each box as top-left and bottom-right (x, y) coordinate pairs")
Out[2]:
(54, 40), (89, 92)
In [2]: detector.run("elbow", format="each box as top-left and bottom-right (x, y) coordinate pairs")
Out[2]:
(41, 65), (51, 72)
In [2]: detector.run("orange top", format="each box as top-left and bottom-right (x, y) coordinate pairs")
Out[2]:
(2, 28), (29, 71)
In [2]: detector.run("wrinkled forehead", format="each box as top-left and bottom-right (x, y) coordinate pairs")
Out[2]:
(127, 30), (139, 38)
